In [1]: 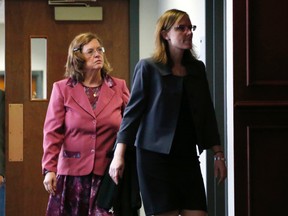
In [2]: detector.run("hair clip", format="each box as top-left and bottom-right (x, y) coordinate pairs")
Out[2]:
(73, 47), (80, 52)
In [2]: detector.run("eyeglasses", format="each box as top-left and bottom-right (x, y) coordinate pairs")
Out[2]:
(73, 46), (105, 56)
(174, 25), (197, 32)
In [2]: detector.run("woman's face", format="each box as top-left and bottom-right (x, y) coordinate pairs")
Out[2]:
(82, 38), (105, 72)
(164, 14), (194, 52)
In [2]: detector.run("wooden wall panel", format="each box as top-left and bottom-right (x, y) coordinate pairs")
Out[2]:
(234, 0), (288, 102)
(249, 126), (287, 215)
(234, 0), (288, 215)
(234, 107), (288, 216)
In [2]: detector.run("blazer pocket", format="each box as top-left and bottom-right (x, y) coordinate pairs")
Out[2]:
(63, 150), (81, 158)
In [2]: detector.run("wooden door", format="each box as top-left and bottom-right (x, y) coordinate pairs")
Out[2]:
(5, 0), (129, 215)
(234, 0), (288, 215)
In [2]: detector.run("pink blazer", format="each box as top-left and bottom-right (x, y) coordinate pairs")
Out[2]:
(42, 76), (129, 176)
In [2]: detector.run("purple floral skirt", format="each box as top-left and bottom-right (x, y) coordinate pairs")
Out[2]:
(46, 173), (115, 216)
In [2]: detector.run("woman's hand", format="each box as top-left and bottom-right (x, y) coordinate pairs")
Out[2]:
(43, 172), (57, 195)
(109, 143), (127, 185)
(214, 155), (227, 184)
(211, 146), (227, 184)
(0, 175), (5, 186)
(109, 155), (125, 185)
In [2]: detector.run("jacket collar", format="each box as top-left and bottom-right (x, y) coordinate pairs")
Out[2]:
(65, 75), (116, 118)
(148, 58), (200, 77)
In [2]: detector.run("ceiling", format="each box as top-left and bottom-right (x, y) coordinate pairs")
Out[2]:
(0, 1), (102, 23)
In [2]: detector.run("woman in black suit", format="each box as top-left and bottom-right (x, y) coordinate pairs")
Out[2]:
(109, 9), (227, 216)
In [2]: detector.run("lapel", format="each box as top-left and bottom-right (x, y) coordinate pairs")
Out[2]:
(68, 81), (116, 119)
(94, 81), (115, 117)
(69, 83), (96, 118)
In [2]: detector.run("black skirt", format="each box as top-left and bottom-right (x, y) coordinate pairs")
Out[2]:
(137, 86), (207, 215)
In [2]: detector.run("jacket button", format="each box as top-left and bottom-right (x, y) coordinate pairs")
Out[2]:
(91, 149), (95, 153)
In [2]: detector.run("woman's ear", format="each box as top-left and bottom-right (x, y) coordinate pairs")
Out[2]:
(161, 30), (170, 41)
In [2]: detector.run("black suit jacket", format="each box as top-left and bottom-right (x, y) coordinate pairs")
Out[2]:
(117, 58), (221, 154)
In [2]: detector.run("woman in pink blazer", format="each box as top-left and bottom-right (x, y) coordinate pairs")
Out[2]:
(42, 32), (130, 216)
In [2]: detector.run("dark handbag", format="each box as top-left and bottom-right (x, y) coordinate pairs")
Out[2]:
(97, 147), (141, 216)
(96, 167), (120, 211)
